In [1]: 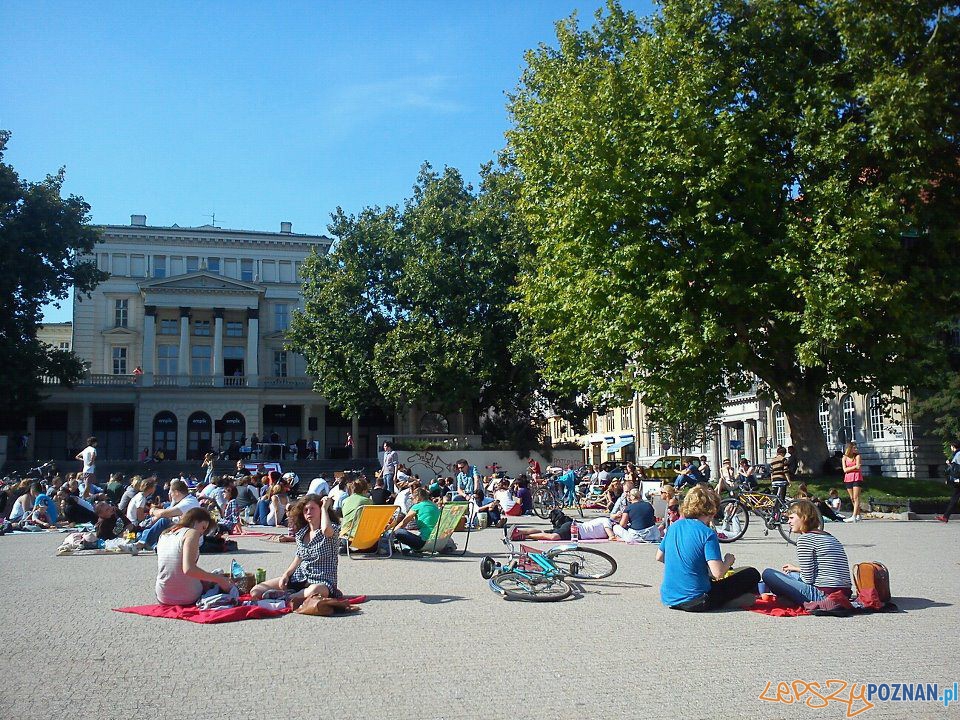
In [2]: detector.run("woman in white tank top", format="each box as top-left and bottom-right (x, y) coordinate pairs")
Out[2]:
(155, 507), (233, 605)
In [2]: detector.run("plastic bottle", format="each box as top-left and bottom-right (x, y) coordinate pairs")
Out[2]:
(231, 559), (244, 578)
(570, 522), (580, 543)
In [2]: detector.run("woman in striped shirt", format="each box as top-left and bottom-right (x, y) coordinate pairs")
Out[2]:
(761, 500), (852, 605)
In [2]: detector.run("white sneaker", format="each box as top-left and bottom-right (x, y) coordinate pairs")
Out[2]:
(854, 515), (862, 522)
(844, 516), (857, 523)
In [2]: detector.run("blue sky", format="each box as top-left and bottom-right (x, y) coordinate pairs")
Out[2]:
(2, 0), (653, 323)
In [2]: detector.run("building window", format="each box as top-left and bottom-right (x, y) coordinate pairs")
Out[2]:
(273, 350), (288, 377)
(114, 298), (128, 328)
(275, 303), (290, 331)
(207, 257), (221, 274)
(159, 318), (178, 335)
(605, 409), (615, 432)
(241, 259), (254, 282)
(186, 256), (199, 273)
(153, 256), (166, 279)
(112, 254), (128, 276)
(279, 261), (294, 283)
(819, 400), (831, 442)
(620, 407), (633, 430)
(870, 395), (885, 440)
(774, 408), (788, 448)
(841, 395), (857, 443)
(226, 321), (243, 337)
(157, 345), (178, 375)
(191, 345), (211, 375)
(58, 342), (70, 350)
(130, 254), (146, 277)
(193, 320), (211, 337)
(112, 346), (127, 375)
(648, 427), (658, 455)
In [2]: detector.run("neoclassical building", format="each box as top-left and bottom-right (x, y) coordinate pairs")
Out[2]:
(31, 215), (396, 462)
(548, 384), (942, 479)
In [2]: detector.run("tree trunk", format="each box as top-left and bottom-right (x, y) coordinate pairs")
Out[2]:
(777, 392), (830, 476)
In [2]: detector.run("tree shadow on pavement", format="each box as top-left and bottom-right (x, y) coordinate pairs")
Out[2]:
(362, 594), (467, 604)
(891, 597), (952, 611)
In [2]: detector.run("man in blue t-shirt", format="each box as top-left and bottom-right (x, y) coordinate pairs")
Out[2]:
(611, 488), (659, 542)
(674, 457), (705, 490)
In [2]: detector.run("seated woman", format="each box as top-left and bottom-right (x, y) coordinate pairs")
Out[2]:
(251, 494), (343, 605)
(125, 477), (157, 529)
(656, 485), (760, 612)
(602, 479), (623, 513)
(494, 479), (523, 517)
(715, 459), (737, 494)
(388, 487), (440, 552)
(612, 488), (660, 543)
(513, 476), (534, 515)
(761, 499), (852, 605)
(155, 508), (234, 606)
(265, 483), (290, 527)
(340, 477), (372, 528)
(736, 459), (758, 490)
(510, 510), (616, 542)
(215, 485), (240, 535)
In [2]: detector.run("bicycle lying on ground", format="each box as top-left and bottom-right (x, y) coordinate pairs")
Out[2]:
(479, 527), (617, 601)
(714, 482), (802, 545)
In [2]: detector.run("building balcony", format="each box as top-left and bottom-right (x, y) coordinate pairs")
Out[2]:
(41, 373), (314, 390)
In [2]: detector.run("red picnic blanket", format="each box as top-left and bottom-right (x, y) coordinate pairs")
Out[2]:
(748, 595), (810, 617)
(114, 595), (368, 624)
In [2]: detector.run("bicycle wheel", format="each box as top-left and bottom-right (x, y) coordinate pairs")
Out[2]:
(532, 489), (552, 519)
(490, 571), (572, 601)
(548, 546), (617, 579)
(715, 498), (749, 542)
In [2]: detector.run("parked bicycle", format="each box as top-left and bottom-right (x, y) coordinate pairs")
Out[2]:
(531, 476), (584, 519)
(714, 481), (810, 545)
(479, 527), (616, 601)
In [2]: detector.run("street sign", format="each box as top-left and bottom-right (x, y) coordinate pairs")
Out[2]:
(729, 439), (743, 450)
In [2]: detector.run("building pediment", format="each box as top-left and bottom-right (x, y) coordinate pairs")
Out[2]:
(139, 271), (263, 294)
(102, 326), (140, 338)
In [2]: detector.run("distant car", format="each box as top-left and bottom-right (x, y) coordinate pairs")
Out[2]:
(644, 455), (685, 480)
(576, 462), (627, 481)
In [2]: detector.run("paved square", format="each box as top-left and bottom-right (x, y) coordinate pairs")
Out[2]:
(0, 516), (957, 719)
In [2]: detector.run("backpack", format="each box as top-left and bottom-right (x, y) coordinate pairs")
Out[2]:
(853, 562), (890, 603)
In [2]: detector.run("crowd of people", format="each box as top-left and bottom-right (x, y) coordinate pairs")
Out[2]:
(4, 433), (947, 613)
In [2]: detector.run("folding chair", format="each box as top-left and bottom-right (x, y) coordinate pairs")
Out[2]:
(420, 502), (471, 556)
(339, 504), (397, 559)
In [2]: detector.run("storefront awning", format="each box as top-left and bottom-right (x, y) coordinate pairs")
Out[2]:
(606, 436), (635, 454)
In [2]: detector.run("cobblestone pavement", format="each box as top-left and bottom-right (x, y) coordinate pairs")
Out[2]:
(0, 515), (957, 720)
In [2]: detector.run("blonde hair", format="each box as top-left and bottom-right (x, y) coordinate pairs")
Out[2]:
(787, 499), (822, 533)
(680, 485), (719, 519)
(844, 442), (859, 458)
(628, 488), (641, 502)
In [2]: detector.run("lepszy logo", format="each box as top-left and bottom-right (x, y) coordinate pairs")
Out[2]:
(759, 680), (959, 717)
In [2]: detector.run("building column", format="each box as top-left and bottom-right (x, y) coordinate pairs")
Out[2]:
(142, 305), (156, 387)
(745, 420), (758, 463)
(351, 416), (360, 459)
(176, 412), (188, 462)
(300, 404), (309, 442)
(712, 424), (721, 473)
(177, 307), (191, 386)
(316, 404), (327, 461)
(212, 308), (224, 387)
(721, 423), (732, 464)
(80, 403), (92, 442)
(246, 308), (259, 387)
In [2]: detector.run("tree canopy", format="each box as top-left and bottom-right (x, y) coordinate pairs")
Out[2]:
(289, 163), (542, 446)
(0, 131), (107, 418)
(507, 0), (960, 470)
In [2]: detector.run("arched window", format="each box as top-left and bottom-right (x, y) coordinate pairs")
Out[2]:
(818, 400), (831, 442)
(841, 395), (857, 443)
(152, 411), (177, 456)
(869, 395), (885, 441)
(774, 408), (788, 448)
(418, 412), (449, 434)
(221, 411), (246, 448)
(187, 411), (212, 460)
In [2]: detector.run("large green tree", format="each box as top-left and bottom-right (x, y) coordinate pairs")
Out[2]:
(289, 163), (541, 445)
(0, 131), (107, 418)
(508, 0), (960, 471)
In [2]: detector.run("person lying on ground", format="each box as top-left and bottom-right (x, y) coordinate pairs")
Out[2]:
(95, 501), (131, 541)
(156, 508), (234, 606)
(250, 494), (343, 606)
(510, 510), (616, 542)
(656, 484), (760, 612)
(761, 499), (852, 606)
(612, 488), (660, 542)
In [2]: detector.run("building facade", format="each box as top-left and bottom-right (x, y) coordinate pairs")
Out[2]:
(28, 216), (397, 462)
(548, 385), (942, 479)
